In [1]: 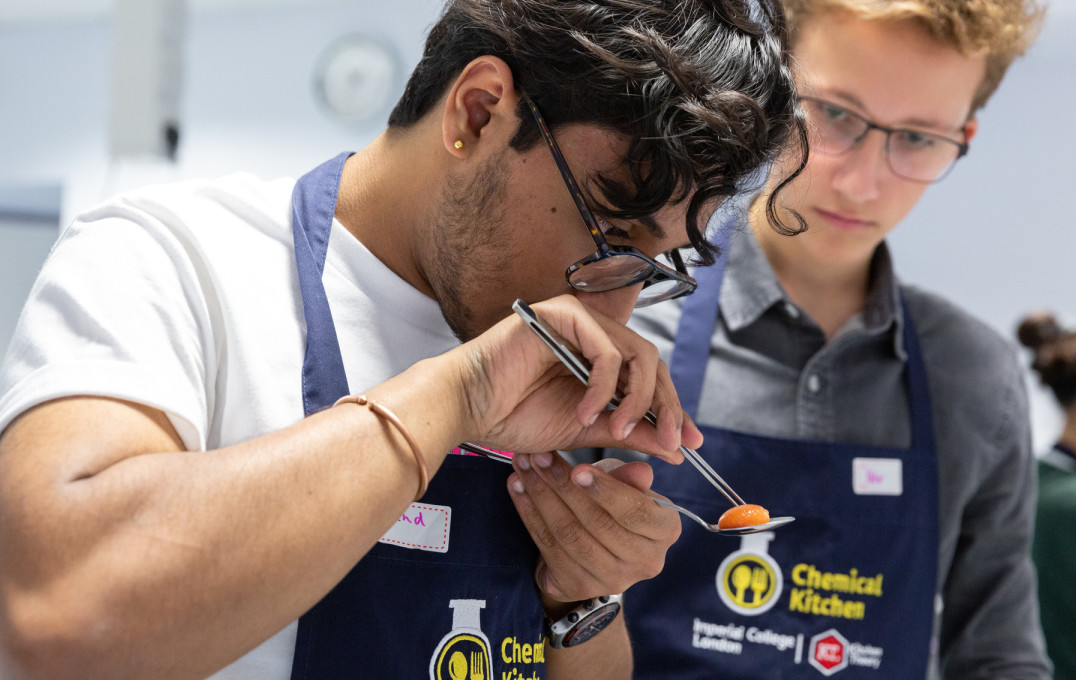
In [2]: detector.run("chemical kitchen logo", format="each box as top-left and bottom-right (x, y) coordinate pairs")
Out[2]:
(716, 532), (782, 615)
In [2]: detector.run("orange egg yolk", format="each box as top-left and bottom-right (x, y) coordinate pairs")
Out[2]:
(717, 504), (771, 529)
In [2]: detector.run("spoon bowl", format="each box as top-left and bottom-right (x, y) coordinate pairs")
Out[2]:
(651, 497), (796, 535)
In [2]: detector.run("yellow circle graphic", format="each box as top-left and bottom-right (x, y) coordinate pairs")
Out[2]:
(434, 634), (489, 680)
(720, 554), (778, 610)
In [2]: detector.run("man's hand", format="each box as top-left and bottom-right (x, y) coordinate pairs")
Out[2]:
(450, 294), (703, 462)
(506, 455), (680, 604)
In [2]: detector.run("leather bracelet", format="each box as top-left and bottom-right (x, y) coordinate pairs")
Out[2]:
(333, 394), (429, 502)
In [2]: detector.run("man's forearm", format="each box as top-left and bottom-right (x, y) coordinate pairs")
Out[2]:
(0, 355), (471, 680)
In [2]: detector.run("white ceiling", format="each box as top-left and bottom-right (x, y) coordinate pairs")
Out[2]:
(0, 0), (349, 25)
(2, 0), (1071, 27)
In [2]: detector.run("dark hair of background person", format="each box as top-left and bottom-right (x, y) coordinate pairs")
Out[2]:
(1018, 312), (1076, 408)
(388, 0), (809, 266)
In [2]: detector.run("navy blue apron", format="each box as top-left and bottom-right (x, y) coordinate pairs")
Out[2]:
(287, 153), (545, 680)
(628, 230), (939, 679)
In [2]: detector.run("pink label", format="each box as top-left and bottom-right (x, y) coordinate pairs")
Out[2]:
(378, 502), (452, 553)
(852, 458), (903, 496)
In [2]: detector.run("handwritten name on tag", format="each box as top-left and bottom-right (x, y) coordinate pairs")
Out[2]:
(852, 458), (903, 496)
(379, 503), (451, 553)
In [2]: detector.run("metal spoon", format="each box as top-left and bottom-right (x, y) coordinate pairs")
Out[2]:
(457, 441), (795, 536)
(650, 497), (796, 535)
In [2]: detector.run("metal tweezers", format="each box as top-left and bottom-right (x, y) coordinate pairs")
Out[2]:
(460, 300), (746, 508)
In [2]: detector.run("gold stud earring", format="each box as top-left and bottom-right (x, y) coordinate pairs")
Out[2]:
(454, 140), (464, 150)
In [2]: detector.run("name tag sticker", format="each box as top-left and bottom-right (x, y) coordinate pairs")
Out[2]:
(852, 458), (903, 496)
(379, 503), (451, 553)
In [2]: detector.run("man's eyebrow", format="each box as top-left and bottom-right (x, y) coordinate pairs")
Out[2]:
(584, 188), (666, 239)
(602, 211), (666, 239)
(637, 214), (665, 238)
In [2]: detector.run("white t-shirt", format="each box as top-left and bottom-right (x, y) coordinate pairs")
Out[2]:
(0, 170), (461, 679)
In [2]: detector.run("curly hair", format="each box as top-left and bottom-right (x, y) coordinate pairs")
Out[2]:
(389, 0), (808, 265)
(1017, 312), (1076, 408)
(780, 0), (1045, 115)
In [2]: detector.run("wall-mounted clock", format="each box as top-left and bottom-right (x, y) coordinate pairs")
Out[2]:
(313, 34), (399, 124)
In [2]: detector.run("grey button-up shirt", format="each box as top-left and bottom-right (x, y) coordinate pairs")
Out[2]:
(601, 226), (1050, 679)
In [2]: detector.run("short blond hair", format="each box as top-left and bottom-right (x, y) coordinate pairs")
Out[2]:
(781, 0), (1045, 113)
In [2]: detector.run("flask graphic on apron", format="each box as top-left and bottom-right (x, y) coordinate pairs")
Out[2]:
(717, 532), (783, 616)
(430, 599), (493, 680)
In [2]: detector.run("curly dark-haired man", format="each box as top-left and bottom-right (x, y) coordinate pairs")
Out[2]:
(0, 1), (805, 679)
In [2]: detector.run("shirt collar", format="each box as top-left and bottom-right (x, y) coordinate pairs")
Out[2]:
(718, 225), (906, 360)
(863, 243), (907, 361)
(718, 225), (786, 330)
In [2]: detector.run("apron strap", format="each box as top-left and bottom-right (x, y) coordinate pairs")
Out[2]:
(668, 219), (734, 420)
(899, 297), (935, 453)
(289, 151), (353, 680)
(291, 151), (354, 415)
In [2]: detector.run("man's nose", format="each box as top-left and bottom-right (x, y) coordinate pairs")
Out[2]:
(831, 130), (887, 203)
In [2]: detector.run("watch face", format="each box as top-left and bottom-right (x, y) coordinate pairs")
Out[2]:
(562, 603), (621, 647)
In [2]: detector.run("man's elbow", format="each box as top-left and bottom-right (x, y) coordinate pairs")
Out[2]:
(0, 586), (120, 680)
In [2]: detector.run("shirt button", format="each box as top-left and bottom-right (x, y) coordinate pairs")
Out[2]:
(785, 302), (800, 319)
(806, 374), (822, 393)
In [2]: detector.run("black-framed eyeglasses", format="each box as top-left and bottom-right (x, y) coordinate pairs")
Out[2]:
(799, 96), (969, 184)
(523, 96), (696, 307)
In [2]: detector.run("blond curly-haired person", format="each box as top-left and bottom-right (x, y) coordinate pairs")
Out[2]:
(594, 1), (1051, 678)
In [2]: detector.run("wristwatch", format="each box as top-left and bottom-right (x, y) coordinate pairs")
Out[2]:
(544, 594), (623, 648)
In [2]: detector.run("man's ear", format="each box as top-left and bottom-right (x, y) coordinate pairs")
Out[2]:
(440, 56), (520, 158)
(963, 117), (979, 144)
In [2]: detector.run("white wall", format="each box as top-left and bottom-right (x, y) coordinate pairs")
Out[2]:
(0, 1), (1073, 448)
(0, 0), (444, 218)
(887, 10), (1076, 450)
(0, 221), (60, 354)
(0, 0), (442, 353)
